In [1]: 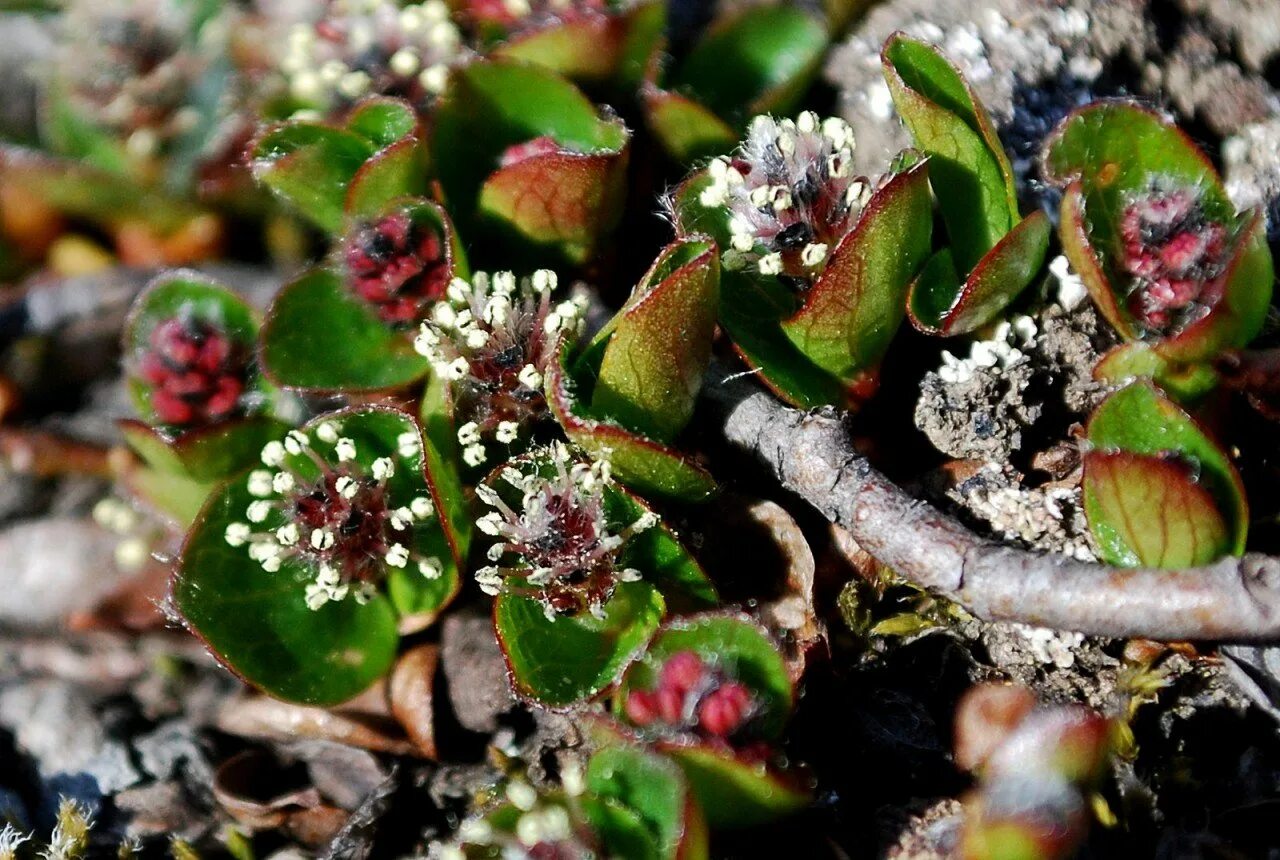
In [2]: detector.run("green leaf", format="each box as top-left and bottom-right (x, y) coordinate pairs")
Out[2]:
(417, 372), (474, 574)
(495, 580), (665, 707)
(1084, 382), (1247, 565)
(249, 123), (376, 233)
(1043, 101), (1273, 356)
(124, 462), (216, 527)
(589, 236), (720, 443)
(641, 87), (740, 164)
(343, 97), (419, 148)
(907, 211), (1051, 335)
(1083, 451), (1231, 568)
(882, 33), (1018, 273)
(41, 83), (132, 175)
(547, 337), (718, 502)
(431, 60), (630, 262)
(122, 417), (293, 484)
(1093, 342), (1220, 406)
(260, 269), (430, 392)
(174, 407), (459, 704)
(603, 484), (718, 611)
(669, 6), (827, 124)
(175, 473), (399, 706)
(478, 146), (629, 264)
(585, 744), (708, 860)
(778, 160), (933, 384)
(344, 138), (428, 220)
(123, 273), (265, 427)
(663, 744), (809, 829)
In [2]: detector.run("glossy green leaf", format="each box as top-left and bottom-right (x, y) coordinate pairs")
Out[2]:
(586, 744), (708, 860)
(907, 211), (1051, 335)
(175, 474), (399, 706)
(1043, 101), (1273, 357)
(431, 60), (630, 261)
(882, 33), (1018, 273)
(344, 138), (428, 220)
(478, 146), (629, 264)
(547, 336), (718, 502)
(661, 744), (809, 829)
(589, 236), (720, 443)
(260, 269), (430, 392)
(122, 417), (292, 484)
(779, 160), (932, 383)
(1084, 382), (1247, 565)
(641, 87), (739, 164)
(1093, 342), (1220, 406)
(604, 484), (718, 612)
(174, 408), (459, 704)
(344, 97), (419, 147)
(417, 372), (474, 573)
(1083, 451), (1231, 568)
(669, 6), (827, 124)
(672, 160), (932, 408)
(124, 462), (216, 527)
(495, 580), (665, 707)
(249, 123), (376, 233)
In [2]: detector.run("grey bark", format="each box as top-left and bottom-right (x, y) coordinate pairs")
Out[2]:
(705, 364), (1280, 642)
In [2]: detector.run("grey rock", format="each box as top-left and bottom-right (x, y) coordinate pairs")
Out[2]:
(0, 680), (141, 797)
(0, 518), (127, 630)
(440, 609), (515, 733)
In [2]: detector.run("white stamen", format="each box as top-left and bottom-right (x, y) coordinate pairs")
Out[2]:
(225, 523), (251, 546)
(247, 470), (274, 498)
(371, 457), (395, 481)
(385, 543), (410, 567)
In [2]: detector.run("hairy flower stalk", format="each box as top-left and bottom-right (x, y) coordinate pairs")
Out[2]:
(223, 421), (442, 611)
(1117, 182), (1231, 333)
(134, 315), (251, 427)
(276, 0), (463, 114)
(473, 443), (657, 621)
(699, 111), (872, 282)
(414, 270), (585, 467)
(434, 770), (598, 860)
(625, 651), (760, 743)
(343, 210), (451, 325)
(57, 0), (207, 159)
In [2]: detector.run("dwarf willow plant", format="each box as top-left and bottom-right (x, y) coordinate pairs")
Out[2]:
(80, 2), (1277, 845)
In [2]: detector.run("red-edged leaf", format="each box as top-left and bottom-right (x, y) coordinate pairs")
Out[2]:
(779, 160), (932, 381)
(907, 210), (1051, 335)
(479, 147), (629, 264)
(1083, 450), (1231, 568)
(546, 339), (717, 502)
(589, 235), (720, 442)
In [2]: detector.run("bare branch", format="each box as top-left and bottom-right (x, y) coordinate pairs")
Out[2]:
(703, 363), (1280, 642)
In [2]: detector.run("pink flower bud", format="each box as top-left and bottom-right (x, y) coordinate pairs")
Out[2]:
(624, 690), (659, 726)
(659, 651), (705, 700)
(345, 212), (451, 325)
(137, 317), (247, 428)
(696, 681), (753, 738)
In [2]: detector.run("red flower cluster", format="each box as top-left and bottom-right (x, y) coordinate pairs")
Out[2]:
(137, 316), (247, 427)
(1118, 186), (1230, 333)
(344, 211), (451, 325)
(625, 651), (756, 740)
